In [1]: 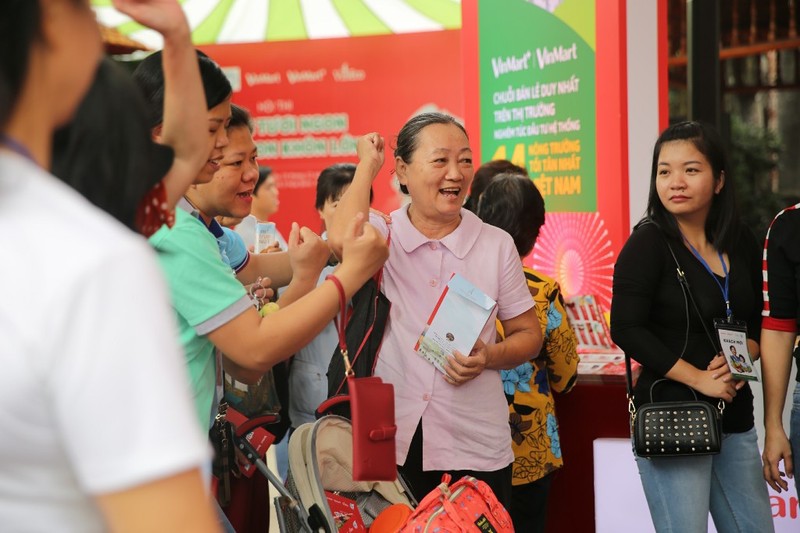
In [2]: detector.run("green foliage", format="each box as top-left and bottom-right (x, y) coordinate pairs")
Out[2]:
(728, 116), (784, 241)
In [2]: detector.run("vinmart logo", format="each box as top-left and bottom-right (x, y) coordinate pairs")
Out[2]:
(333, 63), (366, 82)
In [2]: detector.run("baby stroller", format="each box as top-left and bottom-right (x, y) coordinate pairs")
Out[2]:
(277, 415), (417, 532)
(228, 413), (322, 533)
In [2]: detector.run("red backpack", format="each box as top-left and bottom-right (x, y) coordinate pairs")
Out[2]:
(399, 474), (514, 532)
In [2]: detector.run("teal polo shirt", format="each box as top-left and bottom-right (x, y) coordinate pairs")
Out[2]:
(150, 209), (251, 428)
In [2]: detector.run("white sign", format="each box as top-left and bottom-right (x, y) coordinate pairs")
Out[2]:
(594, 438), (798, 532)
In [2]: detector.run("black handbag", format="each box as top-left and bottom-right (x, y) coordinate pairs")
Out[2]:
(325, 227), (393, 413)
(626, 235), (724, 458)
(631, 383), (723, 457)
(326, 272), (391, 398)
(320, 270), (390, 421)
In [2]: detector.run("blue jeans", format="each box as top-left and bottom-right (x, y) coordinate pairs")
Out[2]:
(635, 427), (773, 533)
(276, 432), (289, 481)
(791, 385), (800, 490)
(215, 499), (236, 533)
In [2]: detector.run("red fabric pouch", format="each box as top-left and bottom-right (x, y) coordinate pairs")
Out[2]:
(348, 374), (396, 481)
(327, 274), (397, 482)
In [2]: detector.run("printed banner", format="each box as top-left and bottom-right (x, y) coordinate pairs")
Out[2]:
(202, 30), (463, 234)
(479, 0), (596, 212)
(470, 0), (626, 310)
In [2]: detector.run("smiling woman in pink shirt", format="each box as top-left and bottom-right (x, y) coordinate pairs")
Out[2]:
(328, 113), (542, 506)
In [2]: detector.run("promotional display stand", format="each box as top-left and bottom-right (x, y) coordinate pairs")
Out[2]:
(548, 376), (630, 532)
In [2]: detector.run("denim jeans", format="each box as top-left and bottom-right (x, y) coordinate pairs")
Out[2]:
(275, 433), (289, 481)
(634, 427), (774, 533)
(791, 385), (800, 491)
(215, 499), (236, 533)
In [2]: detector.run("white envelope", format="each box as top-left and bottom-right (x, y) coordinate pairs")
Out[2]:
(414, 273), (497, 374)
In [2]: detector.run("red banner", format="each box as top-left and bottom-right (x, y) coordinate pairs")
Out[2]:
(203, 31), (463, 235)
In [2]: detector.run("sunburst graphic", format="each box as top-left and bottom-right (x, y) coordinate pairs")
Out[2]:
(525, 212), (615, 311)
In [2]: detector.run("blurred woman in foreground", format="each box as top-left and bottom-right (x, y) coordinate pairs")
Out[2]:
(0, 1), (220, 531)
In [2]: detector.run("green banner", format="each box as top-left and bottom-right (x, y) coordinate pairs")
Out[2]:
(479, 0), (596, 212)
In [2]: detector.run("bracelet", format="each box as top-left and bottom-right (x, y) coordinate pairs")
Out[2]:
(326, 274), (346, 313)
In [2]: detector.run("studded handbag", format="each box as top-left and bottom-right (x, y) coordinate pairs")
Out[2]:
(625, 232), (724, 458)
(630, 385), (723, 457)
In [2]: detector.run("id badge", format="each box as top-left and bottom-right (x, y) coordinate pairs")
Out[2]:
(713, 318), (759, 382)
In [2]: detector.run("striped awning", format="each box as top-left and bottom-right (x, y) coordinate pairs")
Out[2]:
(92, 0), (461, 50)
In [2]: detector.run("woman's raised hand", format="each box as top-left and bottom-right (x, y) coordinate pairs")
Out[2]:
(111, 0), (189, 38)
(356, 133), (385, 180)
(287, 222), (330, 282)
(338, 212), (389, 285)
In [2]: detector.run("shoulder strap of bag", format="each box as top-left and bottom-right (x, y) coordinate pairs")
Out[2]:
(663, 239), (719, 352)
(624, 226), (719, 399)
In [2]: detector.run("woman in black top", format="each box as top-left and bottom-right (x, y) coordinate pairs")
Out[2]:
(611, 121), (773, 532)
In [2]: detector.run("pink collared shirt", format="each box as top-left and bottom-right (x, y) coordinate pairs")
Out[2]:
(370, 206), (534, 471)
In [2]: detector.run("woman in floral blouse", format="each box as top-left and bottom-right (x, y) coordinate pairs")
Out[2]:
(474, 171), (579, 533)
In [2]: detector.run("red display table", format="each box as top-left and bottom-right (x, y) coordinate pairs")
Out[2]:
(545, 374), (631, 533)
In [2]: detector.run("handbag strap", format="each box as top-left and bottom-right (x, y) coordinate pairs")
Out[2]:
(326, 273), (352, 376)
(663, 240), (720, 352)
(347, 231), (391, 372)
(327, 226), (392, 380)
(624, 229), (722, 407)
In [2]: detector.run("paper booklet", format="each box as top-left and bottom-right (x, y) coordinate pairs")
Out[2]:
(414, 273), (497, 374)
